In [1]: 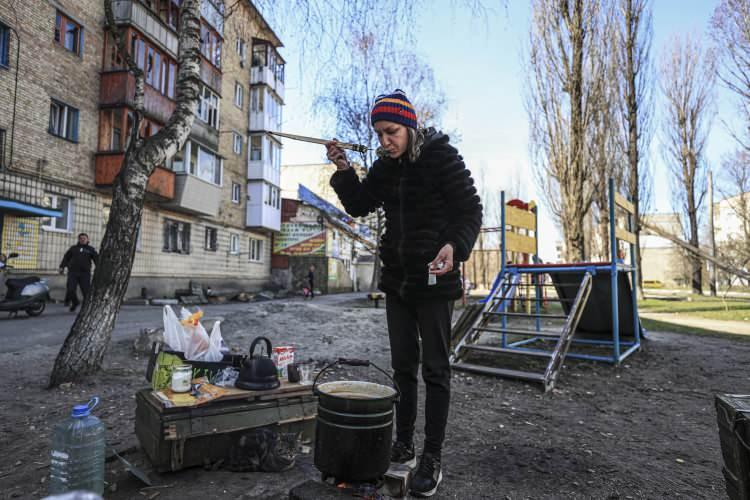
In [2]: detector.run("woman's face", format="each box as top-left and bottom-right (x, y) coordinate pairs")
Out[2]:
(374, 121), (409, 159)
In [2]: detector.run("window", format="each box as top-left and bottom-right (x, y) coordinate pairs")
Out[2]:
(229, 234), (240, 254)
(250, 87), (264, 112)
(0, 129), (5, 168)
(42, 194), (73, 232)
(167, 63), (176, 99)
(231, 182), (241, 203)
(204, 227), (218, 251)
(0, 22), (9, 68)
(250, 135), (262, 161)
(49, 99), (79, 142)
(236, 38), (246, 63)
(233, 132), (242, 155)
(197, 85), (219, 128)
(129, 32), (175, 97)
(234, 82), (244, 108)
(249, 238), (263, 262)
(55, 11), (83, 56)
(197, 146), (222, 185)
(252, 43), (266, 67)
(163, 219), (191, 253)
(146, 46), (155, 85)
(264, 183), (280, 209)
(200, 22), (221, 67)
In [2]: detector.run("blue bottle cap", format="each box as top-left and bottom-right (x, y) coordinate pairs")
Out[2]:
(71, 397), (99, 418)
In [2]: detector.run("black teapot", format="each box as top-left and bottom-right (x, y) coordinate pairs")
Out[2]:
(235, 337), (280, 391)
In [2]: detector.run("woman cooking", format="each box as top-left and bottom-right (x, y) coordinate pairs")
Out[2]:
(326, 89), (482, 497)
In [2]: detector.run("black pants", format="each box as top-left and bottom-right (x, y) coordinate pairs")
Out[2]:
(308, 279), (314, 298)
(386, 294), (453, 456)
(66, 271), (91, 307)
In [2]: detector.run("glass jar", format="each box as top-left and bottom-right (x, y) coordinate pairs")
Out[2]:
(171, 365), (192, 393)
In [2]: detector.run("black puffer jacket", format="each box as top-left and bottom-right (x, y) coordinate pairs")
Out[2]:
(330, 129), (482, 301)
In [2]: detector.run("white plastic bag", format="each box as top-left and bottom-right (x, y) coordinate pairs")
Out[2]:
(162, 306), (185, 352)
(205, 320), (223, 362)
(161, 306), (223, 362)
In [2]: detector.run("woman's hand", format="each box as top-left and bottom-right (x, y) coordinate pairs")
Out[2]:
(429, 244), (454, 276)
(326, 140), (351, 171)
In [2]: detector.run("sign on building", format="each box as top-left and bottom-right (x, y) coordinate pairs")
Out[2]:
(1, 216), (40, 269)
(274, 222), (325, 255)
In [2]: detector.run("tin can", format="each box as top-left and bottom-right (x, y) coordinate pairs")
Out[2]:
(272, 346), (295, 379)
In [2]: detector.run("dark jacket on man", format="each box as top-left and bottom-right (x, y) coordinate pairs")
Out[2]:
(330, 129), (482, 301)
(60, 244), (98, 274)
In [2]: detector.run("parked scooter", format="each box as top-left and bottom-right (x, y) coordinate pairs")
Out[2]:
(0, 253), (49, 317)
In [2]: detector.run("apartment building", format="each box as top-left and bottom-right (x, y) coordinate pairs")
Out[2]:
(0, 0), (284, 297)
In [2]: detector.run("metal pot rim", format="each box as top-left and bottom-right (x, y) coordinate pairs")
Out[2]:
(316, 380), (397, 400)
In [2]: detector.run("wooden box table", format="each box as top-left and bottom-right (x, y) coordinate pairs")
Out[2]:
(135, 382), (317, 472)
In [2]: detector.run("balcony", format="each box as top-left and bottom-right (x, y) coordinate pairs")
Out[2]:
(163, 173), (222, 217)
(246, 181), (281, 232)
(111, 0), (178, 58)
(100, 70), (175, 125)
(95, 153), (175, 200)
(246, 202), (281, 232)
(249, 109), (281, 133)
(190, 119), (219, 152)
(247, 160), (280, 185)
(200, 58), (222, 94)
(250, 66), (284, 101)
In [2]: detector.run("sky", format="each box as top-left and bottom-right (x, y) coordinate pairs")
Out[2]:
(274, 1), (737, 261)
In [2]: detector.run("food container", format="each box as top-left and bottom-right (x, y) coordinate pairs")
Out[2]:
(171, 365), (192, 393)
(272, 346), (295, 379)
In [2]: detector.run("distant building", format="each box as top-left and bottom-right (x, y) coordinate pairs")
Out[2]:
(640, 212), (689, 287)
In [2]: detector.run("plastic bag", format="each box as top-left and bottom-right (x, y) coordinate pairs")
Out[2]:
(212, 366), (240, 387)
(162, 306), (223, 362)
(163, 306), (185, 352)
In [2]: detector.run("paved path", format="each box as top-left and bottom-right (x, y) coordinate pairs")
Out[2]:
(0, 292), (366, 353)
(640, 311), (750, 335)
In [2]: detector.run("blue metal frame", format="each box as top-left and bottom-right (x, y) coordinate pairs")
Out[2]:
(483, 177), (642, 365)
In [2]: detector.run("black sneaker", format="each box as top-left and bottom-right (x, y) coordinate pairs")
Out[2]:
(69, 303), (78, 312)
(390, 441), (416, 468)
(410, 452), (442, 497)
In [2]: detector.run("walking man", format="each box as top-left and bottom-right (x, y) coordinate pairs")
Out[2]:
(59, 233), (98, 312)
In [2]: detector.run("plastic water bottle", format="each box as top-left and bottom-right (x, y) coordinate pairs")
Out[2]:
(48, 397), (105, 496)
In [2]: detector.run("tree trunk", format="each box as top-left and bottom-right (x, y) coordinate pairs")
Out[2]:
(49, 0), (202, 387)
(568, 0), (586, 262)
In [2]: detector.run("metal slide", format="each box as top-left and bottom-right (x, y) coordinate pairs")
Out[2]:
(450, 272), (593, 392)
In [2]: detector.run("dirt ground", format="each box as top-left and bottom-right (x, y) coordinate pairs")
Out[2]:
(0, 297), (744, 499)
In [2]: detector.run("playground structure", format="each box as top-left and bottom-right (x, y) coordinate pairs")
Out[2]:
(451, 178), (643, 392)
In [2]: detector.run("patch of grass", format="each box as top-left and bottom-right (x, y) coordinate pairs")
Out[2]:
(639, 296), (750, 322)
(641, 317), (750, 341)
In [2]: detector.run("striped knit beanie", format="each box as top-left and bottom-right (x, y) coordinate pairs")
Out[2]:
(370, 89), (418, 129)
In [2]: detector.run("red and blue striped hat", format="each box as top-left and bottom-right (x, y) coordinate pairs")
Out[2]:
(370, 89), (418, 129)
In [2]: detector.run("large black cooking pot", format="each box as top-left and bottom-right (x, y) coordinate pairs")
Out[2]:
(313, 358), (399, 482)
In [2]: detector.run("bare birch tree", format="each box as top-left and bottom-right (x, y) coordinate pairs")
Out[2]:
(659, 35), (716, 295)
(49, 0), (203, 386)
(526, 0), (605, 262)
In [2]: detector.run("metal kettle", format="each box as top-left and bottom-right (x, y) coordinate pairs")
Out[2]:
(235, 336), (280, 391)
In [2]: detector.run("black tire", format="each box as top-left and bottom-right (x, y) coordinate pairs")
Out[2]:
(25, 301), (45, 317)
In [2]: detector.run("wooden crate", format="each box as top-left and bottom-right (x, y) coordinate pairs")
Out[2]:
(716, 394), (750, 500)
(135, 387), (317, 472)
